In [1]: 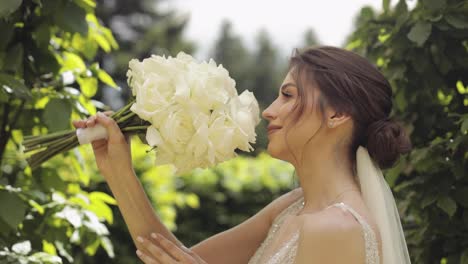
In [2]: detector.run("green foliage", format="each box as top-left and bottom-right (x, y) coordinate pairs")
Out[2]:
(347, 0), (468, 262)
(0, 0), (120, 262)
(174, 153), (295, 245)
(94, 0), (195, 108)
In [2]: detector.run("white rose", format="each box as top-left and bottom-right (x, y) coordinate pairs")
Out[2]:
(158, 105), (197, 154)
(130, 73), (174, 121)
(189, 60), (238, 113)
(238, 90), (261, 126)
(126, 52), (260, 174)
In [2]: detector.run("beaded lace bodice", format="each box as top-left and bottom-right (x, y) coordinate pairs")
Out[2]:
(247, 196), (380, 264)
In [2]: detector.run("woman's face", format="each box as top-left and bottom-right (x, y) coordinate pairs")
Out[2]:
(262, 71), (326, 164)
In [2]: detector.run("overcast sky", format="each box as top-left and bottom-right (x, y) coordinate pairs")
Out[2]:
(168, 0), (384, 59)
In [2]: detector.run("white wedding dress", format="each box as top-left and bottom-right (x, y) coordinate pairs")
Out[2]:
(248, 196), (380, 264)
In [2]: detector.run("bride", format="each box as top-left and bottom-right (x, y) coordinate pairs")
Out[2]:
(73, 46), (412, 263)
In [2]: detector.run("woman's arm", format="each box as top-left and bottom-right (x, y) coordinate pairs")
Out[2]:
(74, 112), (302, 263)
(136, 188), (304, 264)
(74, 112), (181, 255)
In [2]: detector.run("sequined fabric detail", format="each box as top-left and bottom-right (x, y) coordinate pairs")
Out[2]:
(247, 197), (304, 264)
(248, 198), (380, 264)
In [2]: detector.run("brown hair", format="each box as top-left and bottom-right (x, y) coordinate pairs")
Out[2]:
(286, 46), (412, 170)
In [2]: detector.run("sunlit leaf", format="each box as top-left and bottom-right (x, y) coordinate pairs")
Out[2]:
(12, 240), (31, 255)
(77, 77), (98, 98)
(97, 69), (118, 89)
(28, 252), (63, 264)
(54, 206), (83, 228)
(42, 240), (57, 255)
(61, 52), (86, 73)
(89, 192), (117, 205)
(29, 199), (45, 215)
(100, 237), (115, 258)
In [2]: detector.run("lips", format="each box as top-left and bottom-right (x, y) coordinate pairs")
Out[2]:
(267, 125), (282, 134)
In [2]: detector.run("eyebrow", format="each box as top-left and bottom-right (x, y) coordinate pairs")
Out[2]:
(280, 83), (297, 92)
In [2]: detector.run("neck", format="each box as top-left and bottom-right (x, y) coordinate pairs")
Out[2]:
(293, 145), (361, 212)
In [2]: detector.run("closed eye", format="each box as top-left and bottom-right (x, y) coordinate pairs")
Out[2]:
(281, 91), (292, 98)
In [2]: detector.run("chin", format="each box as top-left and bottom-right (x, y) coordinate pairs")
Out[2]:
(266, 144), (284, 160)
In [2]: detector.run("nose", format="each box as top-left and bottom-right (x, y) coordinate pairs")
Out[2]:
(262, 102), (276, 122)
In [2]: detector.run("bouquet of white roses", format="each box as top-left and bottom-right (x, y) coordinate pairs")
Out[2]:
(23, 52), (260, 173)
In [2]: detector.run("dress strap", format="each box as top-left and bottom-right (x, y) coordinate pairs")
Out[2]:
(327, 202), (380, 264)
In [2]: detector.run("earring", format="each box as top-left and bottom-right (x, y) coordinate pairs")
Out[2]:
(328, 121), (334, 128)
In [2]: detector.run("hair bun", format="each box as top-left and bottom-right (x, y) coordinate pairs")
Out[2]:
(365, 118), (412, 169)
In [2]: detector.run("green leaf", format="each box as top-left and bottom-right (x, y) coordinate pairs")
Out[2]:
(54, 240), (73, 263)
(421, 194), (437, 208)
(102, 27), (118, 50)
(437, 196), (457, 217)
(74, 0), (96, 13)
(43, 99), (72, 132)
(28, 252), (62, 264)
(0, 190), (27, 230)
(445, 14), (468, 29)
(97, 69), (118, 89)
(93, 33), (111, 52)
(89, 192), (117, 205)
(4, 43), (24, 73)
(54, 1), (88, 35)
(29, 199), (45, 214)
(461, 118), (468, 133)
(0, 73), (31, 100)
(407, 22), (432, 46)
(100, 237), (115, 258)
(422, 0), (446, 10)
(77, 77), (98, 97)
(12, 240), (31, 255)
(71, 33), (98, 60)
(0, 0), (23, 18)
(88, 200), (113, 224)
(61, 52), (86, 73)
(0, 21), (14, 50)
(84, 237), (101, 256)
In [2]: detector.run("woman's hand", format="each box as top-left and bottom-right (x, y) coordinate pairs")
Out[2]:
(136, 233), (207, 264)
(72, 111), (133, 177)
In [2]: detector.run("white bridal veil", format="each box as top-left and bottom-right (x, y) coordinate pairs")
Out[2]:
(356, 146), (412, 264)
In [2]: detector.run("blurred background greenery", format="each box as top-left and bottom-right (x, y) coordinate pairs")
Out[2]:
(0, 0), (467, 263)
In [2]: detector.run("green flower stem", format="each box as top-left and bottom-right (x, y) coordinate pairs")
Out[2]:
(121, 126), (148, 132)
(117, 111), (137, 123)
(112, 100), (135, 118)
(23, 130), (75, 144)
(29, 136), (78, 169)
(23, 100), (151, 169)
(23, 131), (75, 151)
(23, 129), (74, 140)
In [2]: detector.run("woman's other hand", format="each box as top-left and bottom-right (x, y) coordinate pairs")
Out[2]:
(72, 111), (133, 177)
(136, 233), (207, 264)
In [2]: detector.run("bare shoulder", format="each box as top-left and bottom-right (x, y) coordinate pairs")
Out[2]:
(293, 207), (366, 264)
(267, 187), (303, 219)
